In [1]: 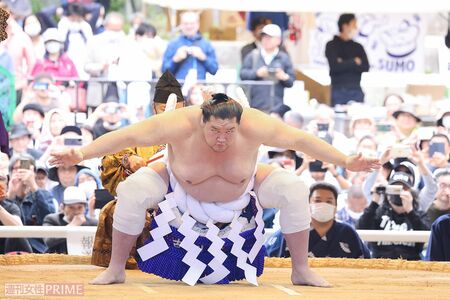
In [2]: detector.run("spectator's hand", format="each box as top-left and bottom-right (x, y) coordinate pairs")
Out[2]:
(128, 155), (146, 172)
(275, 68), (290, 81)
(354, 57), (362, 65)
(17, 169), (38, 192)
(49, 148), (84, 167)
(345, 153), (381, 172)
(256, 66), (269, 78)
(173, 46), (189, 63)
(430, 152), (448, 168)
(69, 214), (86, 226)
(379, 147), (392, 165)
(189, 46), (206, 61)
(88, 193), (96, 218)
(322, 162), (338, 176)
(410, 146), (425, 166)
(7, 173), (22, 198)
(400, 190), (414, 213)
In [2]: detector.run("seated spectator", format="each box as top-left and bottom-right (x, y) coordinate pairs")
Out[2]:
(392, 105), (421, 144)
(436, 108), (450, 135)
(36, 108), (68, 153)
(0, 171), (32, 254)
(427, 134), (450, 173)
(6, 154), (55, 253)
(31, 28), (79, 80)
(9, 123), (42, 160)
(43, 186), (97, 254)
(21, 103), (45, 143)
(426, 214), (450, 261)
(22, 13), (45, 59)
(13, 73), (71, 120)
(85, 101), (134, 139)
(265, 182), (370, 258)
(283, 111), (304, 129)
(336, 185), (367, 227)
(427, 168), (450, 223)
(357, 171), (430, 260)
(74, 168), (103, 219)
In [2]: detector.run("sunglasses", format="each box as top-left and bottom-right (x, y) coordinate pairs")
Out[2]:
(209, 93), (229, 105)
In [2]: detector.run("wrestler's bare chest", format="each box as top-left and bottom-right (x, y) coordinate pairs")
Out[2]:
(167, 133), (259, 202)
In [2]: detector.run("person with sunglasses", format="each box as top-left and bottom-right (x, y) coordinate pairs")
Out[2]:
(50, 92), (379, 287)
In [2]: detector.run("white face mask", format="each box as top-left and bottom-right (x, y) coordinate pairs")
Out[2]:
(78, 181), (97, 199)
(347, 209), (363, 220)
(310, 202), (335, 223)
(45, 41), (61, 54)
(442, 116), (450, 129)
(24, 23), (42, 37)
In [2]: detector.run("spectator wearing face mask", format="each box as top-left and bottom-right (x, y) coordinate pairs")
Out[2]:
(74, 168), (103, 219)
(357, 171), (430, 260)
(22, 14), (45, 59)
(43, 186), (97, 254)
(336, 185), (368, 228)
(31, 28), (79, 80)
(325, 13), (369, 106)
(265, 182), (370, 259)
(58, 2), (93, 78)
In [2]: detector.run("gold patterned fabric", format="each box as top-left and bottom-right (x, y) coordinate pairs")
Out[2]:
(91, 145), (164, 269)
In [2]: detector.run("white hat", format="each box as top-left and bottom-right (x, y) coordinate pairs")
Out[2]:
(261, 24), (282, 38)
(42, 28), (63, 43)
(63, 186), (87, 205)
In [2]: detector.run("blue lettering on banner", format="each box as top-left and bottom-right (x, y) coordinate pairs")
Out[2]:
(378, 58), (415, 72)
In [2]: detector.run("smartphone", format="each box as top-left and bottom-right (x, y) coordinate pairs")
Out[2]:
(317, 123), (329, 132)
(94, 189), (115, 209)
(391, 144), (412, 158)
(32, 82), (49, 91)
(429, 142), (445, 157)
(19, 159), (31, 170)
(64, 137), (83, 146)
(376, 124), (392, 133)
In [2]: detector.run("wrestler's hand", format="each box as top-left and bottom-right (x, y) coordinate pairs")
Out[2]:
(345, 153), (381, 172)
(128, 155), (146, 172)
(49, 148), (84, 167)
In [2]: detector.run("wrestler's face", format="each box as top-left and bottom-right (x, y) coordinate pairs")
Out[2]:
(202, 117), (238, 152)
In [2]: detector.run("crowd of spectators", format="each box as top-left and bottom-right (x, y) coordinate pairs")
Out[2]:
(0, 1), (448, 261)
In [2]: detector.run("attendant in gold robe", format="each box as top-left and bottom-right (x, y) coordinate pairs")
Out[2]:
(91, 71), (184, 268)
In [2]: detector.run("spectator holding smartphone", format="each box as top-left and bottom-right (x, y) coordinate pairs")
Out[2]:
(427, 134), (450, 172)
(357, 171), (430, 260)
(43, 186), (97, 254)
(6, 154), (55, 253)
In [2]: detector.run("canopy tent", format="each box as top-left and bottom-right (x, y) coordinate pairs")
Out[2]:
(143, 0), (450, 13)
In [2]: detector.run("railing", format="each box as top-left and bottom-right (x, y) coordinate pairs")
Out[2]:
(0, 226), (431, 243)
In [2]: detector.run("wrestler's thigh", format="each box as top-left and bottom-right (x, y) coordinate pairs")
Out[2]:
(254, 163), (276, 193)
(146, 161), (169, 186)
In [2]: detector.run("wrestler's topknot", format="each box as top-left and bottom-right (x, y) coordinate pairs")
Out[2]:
(201, 93), (243, 124)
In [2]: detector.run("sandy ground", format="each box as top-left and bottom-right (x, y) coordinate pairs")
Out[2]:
(1, 264), (449, 300)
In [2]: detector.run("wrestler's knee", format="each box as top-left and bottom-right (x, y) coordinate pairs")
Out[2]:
(116, 166), (168, 209)
(257, 168), (311, 234)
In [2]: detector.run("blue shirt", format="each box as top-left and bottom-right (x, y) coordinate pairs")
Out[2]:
(162, 33), (218, 80)
(426, 214), (450, 261)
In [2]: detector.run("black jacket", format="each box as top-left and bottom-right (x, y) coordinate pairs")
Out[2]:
(325, 35), (369, 88)
(357, 201), (430, 260)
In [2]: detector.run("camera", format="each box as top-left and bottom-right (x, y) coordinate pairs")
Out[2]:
(386, 184), (403, 206)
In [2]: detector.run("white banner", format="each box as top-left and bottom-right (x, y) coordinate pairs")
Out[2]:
(309, 13), (426, 73)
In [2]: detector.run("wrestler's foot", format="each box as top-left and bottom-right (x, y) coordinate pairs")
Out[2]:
(291, 267), (331, 287)
(89, 267), (125, 285)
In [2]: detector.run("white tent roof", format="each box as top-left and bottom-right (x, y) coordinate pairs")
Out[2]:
(144, 0), (450, 13)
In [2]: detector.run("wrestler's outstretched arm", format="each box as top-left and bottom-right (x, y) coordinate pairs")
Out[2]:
(49, 107), (194, 167)
(243, 108), (381, 172)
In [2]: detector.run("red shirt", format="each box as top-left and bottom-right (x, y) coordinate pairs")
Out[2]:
(31, 53), (79, 81)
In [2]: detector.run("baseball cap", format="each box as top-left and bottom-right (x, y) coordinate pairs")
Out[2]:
(388, 171), (414, 189)
(42, 28), (63, 43)
(63, 186), (87, 205)
(392, 105), (421, 123)
(23, 103), (45, 118)
(48, 165), (88, 182)
(261, 24), (282, 38)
